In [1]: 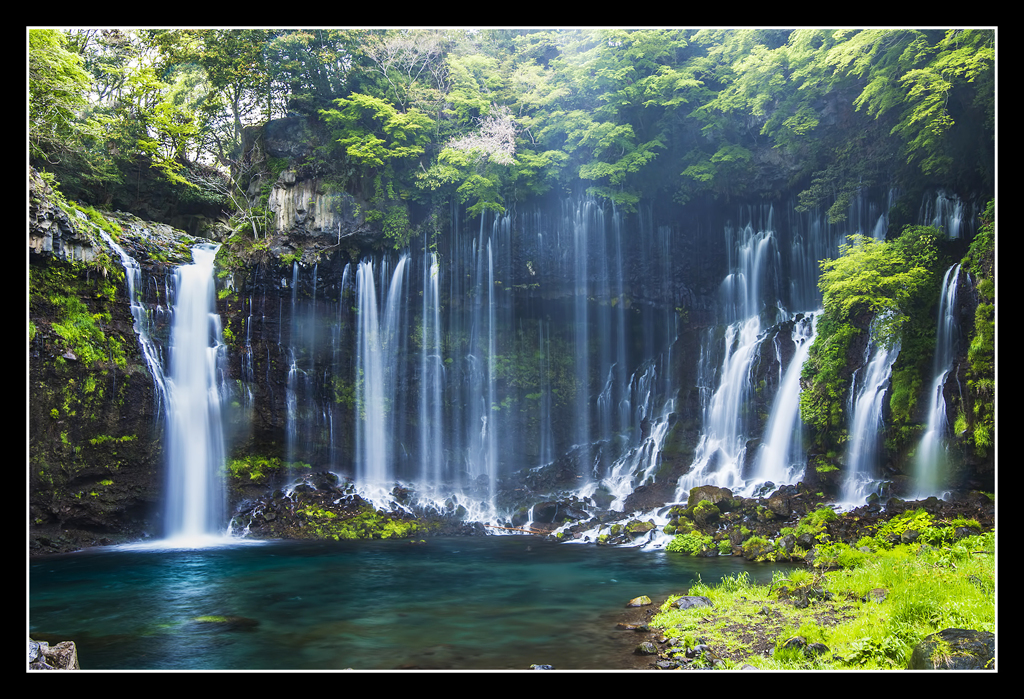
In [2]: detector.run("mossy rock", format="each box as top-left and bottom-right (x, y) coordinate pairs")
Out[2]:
(686, 485), (734, 510)
(692, 499), (721, 526)
(625, 519), (656, 536)
(908, 628), (995, 670)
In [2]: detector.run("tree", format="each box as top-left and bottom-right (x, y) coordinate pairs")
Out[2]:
(319, 92), (432, 171)
(147, 29), (276, 168)
(818, 228), (939, 349)
(28, 29), (98, 161)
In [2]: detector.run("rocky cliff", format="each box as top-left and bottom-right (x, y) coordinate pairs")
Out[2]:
(28, 167), (206, 552)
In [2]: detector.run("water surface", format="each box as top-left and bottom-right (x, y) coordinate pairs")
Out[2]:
(29, 536), (784, 670)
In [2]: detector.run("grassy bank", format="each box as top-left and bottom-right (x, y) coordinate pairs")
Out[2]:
(648, 526), (995, 669)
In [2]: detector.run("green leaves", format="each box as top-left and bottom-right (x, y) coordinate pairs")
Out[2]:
(819, 229), (937, 348)
(28, 29), (99, 159)
(320, 93), (432, 168)
(801, 225), (941, 448)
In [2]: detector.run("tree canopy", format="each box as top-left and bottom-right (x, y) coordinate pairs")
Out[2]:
(29, 27), (995, 223)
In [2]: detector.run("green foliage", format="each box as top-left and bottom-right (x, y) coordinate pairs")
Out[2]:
(819, 229), (938, 348)
(87, 434), (136, 446)
(813, 541), (868, 569)
(960, 200), (995, 455)
(227, 455), (289, 483)
(28, 29), (99, 160)
(799, 317), (859, 444)
(320, 93), (432, 169)
(297, 504), (424, 540)
(717, 570), (752, 592)
(666, 529), (715, 555)
(801, 225), (943, 450)
(29, 28), (992, 239)
(30, 264), (128, 369)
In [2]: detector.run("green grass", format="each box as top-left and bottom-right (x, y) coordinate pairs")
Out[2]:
(649, 531), (994, 670)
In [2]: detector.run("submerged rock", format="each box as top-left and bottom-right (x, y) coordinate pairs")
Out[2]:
(634, 641), (659, 655)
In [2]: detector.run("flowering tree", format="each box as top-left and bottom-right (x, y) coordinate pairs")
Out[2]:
(446, 106), (517, 165)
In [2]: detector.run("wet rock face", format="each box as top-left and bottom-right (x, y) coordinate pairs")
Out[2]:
(29, 169), (103, 265)
(267, 175), (381, 250)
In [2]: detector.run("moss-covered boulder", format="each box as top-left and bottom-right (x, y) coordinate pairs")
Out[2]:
(686, 485), (735, 511)
(908, 628), (995, 670)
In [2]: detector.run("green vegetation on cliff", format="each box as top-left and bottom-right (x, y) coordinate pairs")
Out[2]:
(961, 200), (995, 456)
(800, 225), (942, 454)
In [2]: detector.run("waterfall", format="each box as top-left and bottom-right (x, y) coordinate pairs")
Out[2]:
(674, 212), (782, 496)
(163, 243), (228, 543)
(572, 200), (595, 480)
(919, 189), (967, 239)
(354, 256), (409, 496)
(99, 231), (168, 417)
(285, 262), (301, 468)
(419, 250), (445, 489)
(840, 328), (901, 505)
(599, 361), (676, 511)
(752, 313), (817, 485)
(913, 263), (969, 497)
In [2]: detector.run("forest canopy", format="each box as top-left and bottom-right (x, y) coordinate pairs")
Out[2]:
(28, 27), (994, 222)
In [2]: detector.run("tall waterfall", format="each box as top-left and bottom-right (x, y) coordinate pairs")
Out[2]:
(840, 328), (901, 505)
(354, 256), (409, 497)
(419, 250), (445, 490)
(163, 243), (228, 543)
(751, 313), (817, 485)
(674, 210), (787, 496)
(913, 263), (969, 497)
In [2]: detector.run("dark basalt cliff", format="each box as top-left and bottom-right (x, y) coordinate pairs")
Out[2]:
(28, 168), (209, 552)
(27, 115), (995, 550)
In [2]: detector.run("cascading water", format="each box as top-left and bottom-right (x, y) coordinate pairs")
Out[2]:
(840, 325), (901, 505)
(419, 250), (445, 490)
(162, 243), (228, 544)
(354, 256), (409, 499)
(99, 231), (168, 415)
(913, 263), (970, 497)
(751, 313), (817, 486)
(920, 189), (969, 240)
(674, 211), (784, 496)
(671, 198), (847, 501)
(598, 360), (676, 511)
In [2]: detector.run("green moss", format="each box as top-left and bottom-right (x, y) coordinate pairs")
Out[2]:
(225, 455), (310, 484)
(30, 264), (128, 369)
(298, 504), (426, 540)
(87, 434), (136, 446)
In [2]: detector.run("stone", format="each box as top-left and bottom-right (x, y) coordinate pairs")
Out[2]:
(634, 641), (659, 655)
(672, 595), (713, 610)
(908, 628), (995, 670)
(29, 639), (79, 670)
(687, 485), (734, 510)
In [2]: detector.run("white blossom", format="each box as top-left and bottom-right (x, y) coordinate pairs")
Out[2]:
(447, 106), (517, 165)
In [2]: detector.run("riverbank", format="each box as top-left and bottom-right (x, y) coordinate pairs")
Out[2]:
(616, 508), (995, 670)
